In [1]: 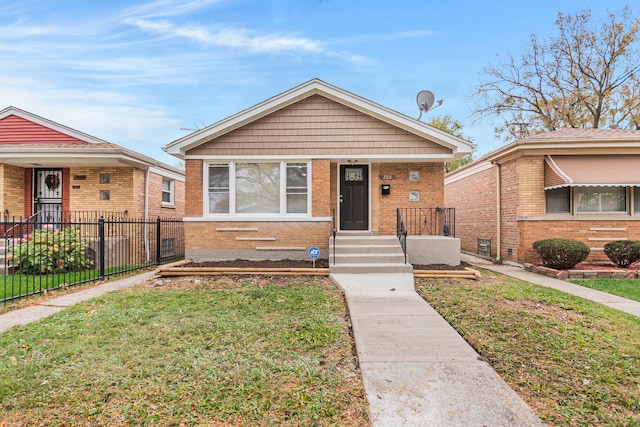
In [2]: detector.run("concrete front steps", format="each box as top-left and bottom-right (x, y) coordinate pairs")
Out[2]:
(329, 235), (413, 274)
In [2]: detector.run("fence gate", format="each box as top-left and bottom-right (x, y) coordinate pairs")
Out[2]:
(34, 169), (63, 224)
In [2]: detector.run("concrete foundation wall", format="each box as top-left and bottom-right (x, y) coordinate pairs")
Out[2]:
(406, 236), (460, 266)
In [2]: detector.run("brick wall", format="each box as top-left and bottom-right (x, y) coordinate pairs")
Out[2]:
(445, 163), (498, 257)
(376, 162), (444, 235)
(68, 167), (137, 215)
(519, 219), (640, 264)
(185, 159), (203, 217)
(311, 159), (330, 217)
(499, 159), (519, 262)
(146, 170), (185, 219)
(0, 164), (26, 217)
(185, 220), (333, 256)
(517, 156), (545, 217)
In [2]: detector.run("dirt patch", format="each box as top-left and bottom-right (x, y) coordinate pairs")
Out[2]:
(186, 259), (470, 271)
(137, 274), (335, 291)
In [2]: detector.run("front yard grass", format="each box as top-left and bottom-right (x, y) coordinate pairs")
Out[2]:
(570, 277), (640, 302)
(415, 269), (640, 426)
(0, 275), (369, 426)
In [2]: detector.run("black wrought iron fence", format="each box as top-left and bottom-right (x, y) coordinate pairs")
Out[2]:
(2, 215), (184, 304)
(397, 207), (455, 237)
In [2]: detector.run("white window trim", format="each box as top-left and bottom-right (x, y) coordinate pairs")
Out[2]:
(204, 160), (312, 218)
(161, 178), (175, 207)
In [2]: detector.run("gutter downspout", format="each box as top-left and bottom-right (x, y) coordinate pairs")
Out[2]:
(144, 167), (150, 261)
(494, 162), (501, 261)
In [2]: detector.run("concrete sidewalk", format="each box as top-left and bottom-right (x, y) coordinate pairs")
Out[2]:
(0, 272), (156, 333)
(331, 273), (545, 427)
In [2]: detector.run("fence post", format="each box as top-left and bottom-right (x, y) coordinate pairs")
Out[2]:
(156, 217), (161, 265)
(98, 217), (105, 279)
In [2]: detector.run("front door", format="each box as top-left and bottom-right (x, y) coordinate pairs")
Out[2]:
(34, 169), (63, 224)
(340, 164), (369, 231)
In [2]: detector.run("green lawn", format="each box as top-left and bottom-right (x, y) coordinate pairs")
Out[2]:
(415, 270), (640, 426)
(570, 277), (640, 302)
(0, 275), (370, 426)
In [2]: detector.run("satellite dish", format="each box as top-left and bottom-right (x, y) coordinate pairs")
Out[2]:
(416, 90), (443, 120)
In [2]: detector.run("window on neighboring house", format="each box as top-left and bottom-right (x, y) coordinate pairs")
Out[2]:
(545, 187), (571, 213)
(576, 186), (626, 213)
(634, 187), (640, 214)
(207, 161), (310, 215)
(162, 178), (174, 205)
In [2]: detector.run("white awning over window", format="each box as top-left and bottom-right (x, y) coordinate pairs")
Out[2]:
(544, 155), (640, 190)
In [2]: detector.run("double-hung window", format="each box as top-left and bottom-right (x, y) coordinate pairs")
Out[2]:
(162, 178), (174, 205)
(207, 161), (309, 215)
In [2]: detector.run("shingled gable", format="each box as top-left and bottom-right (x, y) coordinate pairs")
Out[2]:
(163, 78), (474, 159)
(0, 106), (179, 171)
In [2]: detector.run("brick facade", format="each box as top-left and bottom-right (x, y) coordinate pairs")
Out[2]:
(0, 164), (25, 218)
(174, 80), (473, 261)
(445, 163), (498, 258)
(446, 150), (640, 265)
(0, 165), (184, 220)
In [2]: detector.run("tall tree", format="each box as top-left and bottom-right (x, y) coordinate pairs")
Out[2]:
(427, 114), (475, 172)
(472, 6), (640, 140)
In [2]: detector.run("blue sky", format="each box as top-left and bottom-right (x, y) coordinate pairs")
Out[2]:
(0, 0), (634, 166)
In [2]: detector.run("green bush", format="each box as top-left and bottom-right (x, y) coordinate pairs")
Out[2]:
(532, 238), (590, 270)
(603, 240), (640, 268)
(8, 225), (94, 274)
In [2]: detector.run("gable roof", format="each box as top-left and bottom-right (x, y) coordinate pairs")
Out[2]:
(0, 106), (183, 176)
(445, 127), (640, 182)
(486, 128), (640, 162)
(163, 78), (474, 159)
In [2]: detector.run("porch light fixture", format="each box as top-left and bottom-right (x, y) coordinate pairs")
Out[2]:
(347, 159), (358, 164)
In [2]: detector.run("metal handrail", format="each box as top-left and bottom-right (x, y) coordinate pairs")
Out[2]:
(331, 208), (337, 265)
(396, 208), (408, 264)
(397, 207), (455, 237)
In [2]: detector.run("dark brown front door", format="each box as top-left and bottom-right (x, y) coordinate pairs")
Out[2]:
(340, 164), (368, 231)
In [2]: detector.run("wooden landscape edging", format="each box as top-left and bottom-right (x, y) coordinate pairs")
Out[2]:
(156, 261), (481, 280)
(413, 267), (481, 280)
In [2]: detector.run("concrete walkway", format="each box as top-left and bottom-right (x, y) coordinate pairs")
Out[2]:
(0, 272), (156, 333)
(331, 273), (545, 427)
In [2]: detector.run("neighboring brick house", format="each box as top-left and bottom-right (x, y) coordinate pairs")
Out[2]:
(0, 106), (185, 222)
(445, 128), (640, 265)
(163, 79), (473, 261)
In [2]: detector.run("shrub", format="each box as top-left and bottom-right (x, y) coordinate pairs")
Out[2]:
(9, 225), (94, 274)
(603, 240), (640, 268)
(532, 238), (590, 270)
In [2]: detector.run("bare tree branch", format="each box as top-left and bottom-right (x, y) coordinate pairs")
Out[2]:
(472, 6), (640, 139)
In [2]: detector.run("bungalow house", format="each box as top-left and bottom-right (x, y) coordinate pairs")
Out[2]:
(0, 106), (185, 222)
(163, 79), (473, 267)
(444, 128), (640, 266)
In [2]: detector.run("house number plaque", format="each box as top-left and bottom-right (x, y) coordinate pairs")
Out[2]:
(379, 175), (395, 180)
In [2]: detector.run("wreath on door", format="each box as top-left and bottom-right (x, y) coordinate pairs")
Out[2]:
(45, 174), (60, 191)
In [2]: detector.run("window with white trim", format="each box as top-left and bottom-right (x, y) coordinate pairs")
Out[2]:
(162, 178), (174, 205)
(207, 161), (310, 215)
